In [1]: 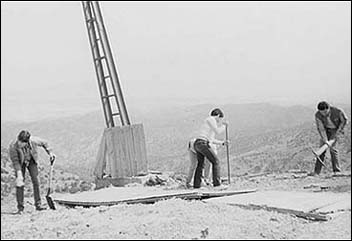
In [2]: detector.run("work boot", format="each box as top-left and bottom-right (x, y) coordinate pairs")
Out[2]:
(333, 170), (342, 177)
(16, 209), (24, 215)
(213, 184), (228, 191)
(307, 171), (318, 177)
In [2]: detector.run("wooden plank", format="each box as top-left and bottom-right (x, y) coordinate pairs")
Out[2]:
(111, 126), (130, 178)
(206, 191), (350, 213)
(117, 126), (130, 176)
(108, 128), (120, 178)
(332, 172), (351, 177)
(130, 125), (139, 175)
(94, 131), (107, 178)
(309, 196), (351, 214)
(139, 124), (148, 172)
(105, 135), (113, 178)
(132, 124), (148, 173)
(55, 192), (202, 207)
(200, 189), (257, 199)
(115, 125), (141, 177)
(125, 126), (136, 176)
(230, 203), (329, 221)
(53, 187), (257, 208)
(53, 187), (201, 207)
(205, 190), (350, 221)
(106, 129), (115, 177)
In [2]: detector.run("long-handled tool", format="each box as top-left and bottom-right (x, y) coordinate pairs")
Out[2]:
(309, 139), (336, 169)
(310, 145), (327, 168)
(225, 125), (231, 185)
(46, 157), (56, 210)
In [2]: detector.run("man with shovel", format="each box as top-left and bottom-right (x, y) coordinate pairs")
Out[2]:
(9, 130), (56, 214)
(312, 101), (348, 175)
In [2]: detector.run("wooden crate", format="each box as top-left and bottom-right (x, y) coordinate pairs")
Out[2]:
(94, 123), (148, 178)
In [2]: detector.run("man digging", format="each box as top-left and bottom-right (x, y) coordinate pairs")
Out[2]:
(9, 130), (56, 214)
(311, 101), (348, 176)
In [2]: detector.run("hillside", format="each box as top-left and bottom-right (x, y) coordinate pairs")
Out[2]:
(1, 103), (351, 181)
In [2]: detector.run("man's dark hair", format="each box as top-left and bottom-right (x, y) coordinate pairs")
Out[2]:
(17, 130), (31, 143)
(210, 108), (224, 118)
(317, 101), (330, 111)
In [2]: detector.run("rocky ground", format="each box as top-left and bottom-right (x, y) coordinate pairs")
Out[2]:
(1, 171), (351, 240)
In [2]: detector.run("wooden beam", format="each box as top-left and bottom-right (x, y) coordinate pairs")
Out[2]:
(200, 189), (257, 199)
(229, 203), (330, 222)
(55, 192), (202, 207)
(54, 189), (257, 208)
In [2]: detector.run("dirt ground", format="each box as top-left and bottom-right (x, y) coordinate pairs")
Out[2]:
(1, 172), (351, 240)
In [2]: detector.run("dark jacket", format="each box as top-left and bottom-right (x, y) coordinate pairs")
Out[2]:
(315, 106), (348, 140)
(9, 136), (52, 172)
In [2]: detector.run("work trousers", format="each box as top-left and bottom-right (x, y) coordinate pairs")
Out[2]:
(16, 159), (41, 211)
(193, 139), (221, 188)
(187, 150), (211, 185)
(314, 128), (341, 174)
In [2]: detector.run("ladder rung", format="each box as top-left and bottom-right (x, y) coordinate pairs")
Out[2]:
(112, 113), (120, 116)
(94, 56), (106, 61)
(102, 94), (115, 99)
(86, 18), (96, 23)
(104, 75), (110, 79)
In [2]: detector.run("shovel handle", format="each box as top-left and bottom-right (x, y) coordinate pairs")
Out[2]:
(310, 146), (327, 168)
(225, 125), (231, 184)
(48, 162), (54, 194)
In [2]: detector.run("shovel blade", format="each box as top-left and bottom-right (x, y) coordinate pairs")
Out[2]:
(46, 190), (56, 210)
(311, 148), (327, 168)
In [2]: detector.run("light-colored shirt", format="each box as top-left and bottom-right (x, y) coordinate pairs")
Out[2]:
(189, 138), (196, 153)
(198, 116), (225, 141)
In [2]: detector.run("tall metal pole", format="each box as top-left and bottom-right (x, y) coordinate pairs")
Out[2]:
(91, 1), (131, 126)
(226, 125), (231, 184)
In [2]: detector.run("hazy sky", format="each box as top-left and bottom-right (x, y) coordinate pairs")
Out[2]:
(1, 1), (351, 121)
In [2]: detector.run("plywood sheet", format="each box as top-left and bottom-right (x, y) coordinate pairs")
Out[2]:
(206, 190), (350, 213)
(53, 187), (256, 207)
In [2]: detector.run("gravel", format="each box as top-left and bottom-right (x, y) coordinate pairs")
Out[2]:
(1, 173), (351, 239)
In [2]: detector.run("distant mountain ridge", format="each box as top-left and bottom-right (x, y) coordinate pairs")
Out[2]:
(1, 103), (350, 180)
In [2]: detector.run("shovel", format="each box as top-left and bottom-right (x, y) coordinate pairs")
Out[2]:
(310, 145), (327, 168)
(309, 139), (336, 169)
(46, 157), (56, 210)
